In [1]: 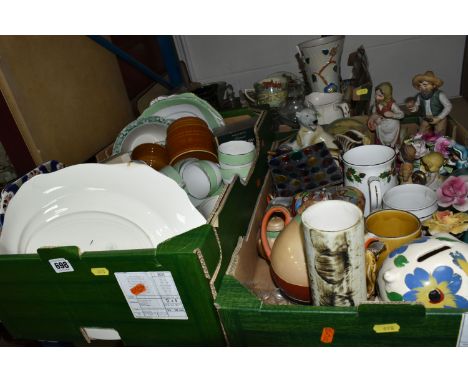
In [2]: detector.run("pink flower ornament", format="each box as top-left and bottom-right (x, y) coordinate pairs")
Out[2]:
(437, 176), (468, 211)
(411, 138), (429, 159)
(434, 137), (453, 158)
(422, 132), (442, 143)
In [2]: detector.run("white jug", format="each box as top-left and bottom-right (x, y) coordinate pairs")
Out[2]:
(305, 92), (350, 125)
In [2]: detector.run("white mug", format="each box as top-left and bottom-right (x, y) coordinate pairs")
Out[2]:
(342, 145), (397, 216)
(305, 92), (350, 125)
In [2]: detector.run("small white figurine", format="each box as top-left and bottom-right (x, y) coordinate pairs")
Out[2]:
(286, 108), (339, 153)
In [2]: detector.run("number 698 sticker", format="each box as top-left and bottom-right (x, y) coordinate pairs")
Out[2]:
(48, 258), (74, 273)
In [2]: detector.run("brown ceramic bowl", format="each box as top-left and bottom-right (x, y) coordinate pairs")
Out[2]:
(166, 117), (218, 165)
(131, 143), (169, 170)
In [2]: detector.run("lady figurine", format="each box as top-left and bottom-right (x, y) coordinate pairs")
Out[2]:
(367, 82), (404, 148)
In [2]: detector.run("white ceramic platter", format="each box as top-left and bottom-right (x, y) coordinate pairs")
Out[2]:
(0, 163), (206, 254)
(112, 116), (170, 155)
(140, 93), (225, 131)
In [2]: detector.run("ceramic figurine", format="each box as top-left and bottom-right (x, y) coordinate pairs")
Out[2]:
(421, 151), (445, 190)
(399, 162), (414, 184)
(367, 82), (404, 147)
(422, 152), (445, 173)
(285, 108), (339, 154)
(399, 142), (417, 163)
(344, 45), (372, 116)
(448, 143), (468, 170)
(406, 71), (452, 136)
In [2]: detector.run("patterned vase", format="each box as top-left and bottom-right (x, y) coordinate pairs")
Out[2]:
(297, 36), (345, 94)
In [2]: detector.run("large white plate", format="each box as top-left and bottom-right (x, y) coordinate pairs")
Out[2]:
(140, 93), (225, 130)
(112, 116), (170, 155)
(0, 163), (206, 254)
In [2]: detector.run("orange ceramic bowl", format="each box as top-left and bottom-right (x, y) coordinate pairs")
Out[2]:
(166, 117), (218, 165)
(131, 143), (169, 170)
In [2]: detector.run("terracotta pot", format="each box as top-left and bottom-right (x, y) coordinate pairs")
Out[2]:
(166, 117), (218, 165)
(131, 143), (169, 170)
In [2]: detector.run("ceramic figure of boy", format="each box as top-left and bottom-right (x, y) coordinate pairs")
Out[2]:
(406, 71), (452, 136)
(367, 82), (404, 148)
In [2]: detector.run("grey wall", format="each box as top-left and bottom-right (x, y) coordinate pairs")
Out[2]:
(175, 35), (466, 103)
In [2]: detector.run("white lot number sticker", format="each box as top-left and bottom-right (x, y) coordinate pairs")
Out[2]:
(457, 313), (468, 346)
(49, 258), (74, 273)
(114, 271), (188, 320)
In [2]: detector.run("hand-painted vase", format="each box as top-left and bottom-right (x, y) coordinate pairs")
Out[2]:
(302, 200), (366, 306)
(297, 36), (345, 94)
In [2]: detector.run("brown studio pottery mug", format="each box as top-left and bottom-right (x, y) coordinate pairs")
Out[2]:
(165, 116), (218, 165)
(302, 200), (367, 307)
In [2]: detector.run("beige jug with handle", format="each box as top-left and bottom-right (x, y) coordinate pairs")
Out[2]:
(260, 206), (311, 304)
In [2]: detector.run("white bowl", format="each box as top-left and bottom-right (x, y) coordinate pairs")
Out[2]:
(218, 140), (255, 166)
(382, 184), (437, 221)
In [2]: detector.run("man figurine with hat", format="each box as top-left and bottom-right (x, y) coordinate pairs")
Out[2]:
(406, 70), (452, 135)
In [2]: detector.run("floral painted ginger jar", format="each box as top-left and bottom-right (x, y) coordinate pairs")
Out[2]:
(377, 236), (468, 309)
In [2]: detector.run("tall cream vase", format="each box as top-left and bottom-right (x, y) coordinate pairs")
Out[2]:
(301, 200), (367, 306)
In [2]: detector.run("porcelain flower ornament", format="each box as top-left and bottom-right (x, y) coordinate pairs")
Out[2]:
(436, 175), (468, 211)
(434, 136), (454, 158)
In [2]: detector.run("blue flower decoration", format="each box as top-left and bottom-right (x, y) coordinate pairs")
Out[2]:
(402, 266), (468, 308)
(411, 236), (430, 244)
(450, 251), (468, 276)
(389, 245), (408, 258)
(324, 83), (338, 93)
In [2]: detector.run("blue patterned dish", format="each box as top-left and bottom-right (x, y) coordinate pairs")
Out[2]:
(0, 160), (64, 233)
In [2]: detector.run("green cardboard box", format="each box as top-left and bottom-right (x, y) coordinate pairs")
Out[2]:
(0, 108), (274, 346)
(215, 174), (468, 346)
